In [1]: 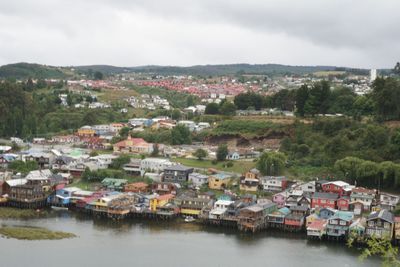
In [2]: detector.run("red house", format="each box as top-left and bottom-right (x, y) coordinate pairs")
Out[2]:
(311, 192), (339, 209)
(337, 196), (350, 211)
(321, 181), (351, 197)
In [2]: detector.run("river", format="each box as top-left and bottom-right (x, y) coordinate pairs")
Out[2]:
(0, 211), (380, 267)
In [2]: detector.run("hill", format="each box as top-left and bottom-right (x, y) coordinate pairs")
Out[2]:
(0, 63), (69, 79)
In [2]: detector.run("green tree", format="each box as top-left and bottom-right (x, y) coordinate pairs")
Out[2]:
(66, 94), (73, 106)
(205, 103), (220, 115)
(304, 80), (331, 115)
(295, 84), (309, 116)
(193, 148), (208, 160)
(216, 144), (229, 161)
(171, 124), (191, 145)
(119, 127), (130, 138)
(371, 77), (400, 120)
(171, 109), (182, 120)
(8, 160), (39, 175)
(219, 101), (237, 116)
(256, 151), (287, 176)
(110, 155), (131, 169)
(94, 71), (104, 80)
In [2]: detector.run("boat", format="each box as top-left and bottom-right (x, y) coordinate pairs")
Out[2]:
(51, 206), (69, 211)
(184, 216), (195, 223)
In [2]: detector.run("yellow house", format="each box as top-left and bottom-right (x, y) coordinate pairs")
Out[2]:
(239, 169), (260, 192)
(180, 197), (211, 216)
(92, 194), (121, 212)
(208, 173), (232, 190)
(77, 126), (96, 137)
(149, 194), (175, 212)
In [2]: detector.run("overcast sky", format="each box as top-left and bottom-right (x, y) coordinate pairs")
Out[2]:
(0, 0), (399, 68)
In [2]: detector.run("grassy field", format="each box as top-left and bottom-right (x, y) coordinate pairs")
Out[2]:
(96, 88), (139, 102)
(172, 158), (255, 174)
(0, 226), (76, 240)
(0, 207), (49, 219)
(313, 71), (346, 77)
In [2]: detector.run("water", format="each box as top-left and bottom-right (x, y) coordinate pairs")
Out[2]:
(0, 212), (380, 267)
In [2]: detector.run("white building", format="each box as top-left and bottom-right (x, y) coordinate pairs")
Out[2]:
(370, 69), (377, 83)
(140, 158), (175, 176)
(189, 172), (209, 188)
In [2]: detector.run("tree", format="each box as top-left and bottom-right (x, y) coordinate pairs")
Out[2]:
(94, 71), (104, 80)
(371, 77), (400, 120)
(89, 151), (99, 157)
(193, 148), (208, 160)
(119, 127), (130, 138)
(8, 160), (39, 175)
(25, 78), (35, 92)
(348, 236), (400, 267)
(295, 84), (309, 116)
(205, 103), (220, 115)
(110, 155), (131, 169)
(219, 101), (237, 116)
(256, 151), (287, 176)
(151, 143), (160, 157)
(171, 124), (191, 145)
(216, 144), (228, 161)
(394, 62), (400, 76)
(186, 95), (195, 107)
(171, 109), (181, 120)
(234, 92), (264, 110)
(66, 94), (73, 106)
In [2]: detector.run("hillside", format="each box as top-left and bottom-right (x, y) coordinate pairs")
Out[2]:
(0, 63), (69, 79)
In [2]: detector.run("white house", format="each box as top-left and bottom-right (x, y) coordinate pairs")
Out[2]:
(189, 172), (209, 188)
(140, 158), (175, 176)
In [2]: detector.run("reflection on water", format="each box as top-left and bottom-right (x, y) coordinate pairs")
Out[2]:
(0, 210), (380, 267)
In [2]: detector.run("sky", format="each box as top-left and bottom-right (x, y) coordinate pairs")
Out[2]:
(0, 0), (399, 68)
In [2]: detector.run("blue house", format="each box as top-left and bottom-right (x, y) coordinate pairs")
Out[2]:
(48, 187), (81, 206)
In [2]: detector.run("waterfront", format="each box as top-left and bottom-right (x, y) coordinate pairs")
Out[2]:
(0, 212), (380, 267)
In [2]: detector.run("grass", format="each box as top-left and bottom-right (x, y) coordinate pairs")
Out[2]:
(172, 157), (255, 174)
(285, 165), (336, 181)
(96, 88), (139, 102)
(0, 207), (49, 219)
(0, 226), (76, 240)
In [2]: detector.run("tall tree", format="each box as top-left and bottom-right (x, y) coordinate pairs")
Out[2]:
(256, 151), (287, 176)
(295, 84), (309, 116)
(216, 144), (229, 161)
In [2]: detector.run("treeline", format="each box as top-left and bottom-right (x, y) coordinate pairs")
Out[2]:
(233, 77), (400, 120)
(280, 118), (400, 189)
(0, 81), (126, 139)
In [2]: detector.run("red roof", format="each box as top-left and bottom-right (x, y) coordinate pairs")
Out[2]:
(157, 193), (175, 201)
(308, 219), (327, 230)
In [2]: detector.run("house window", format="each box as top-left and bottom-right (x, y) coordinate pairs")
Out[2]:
(331, 220), (338, 225)
(339, 220), (346, 226)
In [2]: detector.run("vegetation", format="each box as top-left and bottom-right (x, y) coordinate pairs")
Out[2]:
(0, 207), (48, 219)
(173, 157), (255, 173)
(171, 124), (192, 145)
(0, 226), (76, 240)
(193, 148), (208, 160)
(211, 119), (285, 137)
(8, 160), (39, 175)
(0, 63), (69, 79)
(216, 144), (229, 161)
(348, 236), (400, 267)
(257, 152), (287, 175)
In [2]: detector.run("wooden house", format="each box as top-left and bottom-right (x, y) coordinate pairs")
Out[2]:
(365, 209), (394, 239)
(311, 192), (338, 209)
(267, 207), (291, 228)
(163, 165), (194, 184)
(337, 196), (350, 211)
(321, 181), (351, 197)
(124, 182), (149, 193)
(151, 182), (178, 195)
(238, 202), (277, 232)
(239, 169), (260, 192)
(107, 194), (137, 219)
(208, 173), (233, 190)
(150, 193), (175, 212)
(101, 178), (128, 191)
(179, 197), (211, 217)
(379, 193), (399, 211)
(272, 191), (289, 208)
(350, 187), (376, 211)
(394, 217), (400, 242)
(307, 219), (327, 239)
(326, 211), (354, 239)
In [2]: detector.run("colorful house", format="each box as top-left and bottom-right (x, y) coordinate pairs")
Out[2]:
(311, 192), (338, 209)
(113, 136), (154, 154)
(208, 173), (233, 190)
(337, 196), (350, 211)
(150, 193), (175, 212)
(239, 169), (260, 192)
(307, 219), (327, 239)
(394, 217), (400, 241)
(365, 209), (394, 239)
(350, 187), (376, 211)
(124, 182), (149, 193)
(77, 126), (96, 137)
(179, 197), (211, 217)
(321, 181), (352, 197)
(326, 211), (354, 239)
(272, 191), (289, 208)
(267, 207), (291, 227)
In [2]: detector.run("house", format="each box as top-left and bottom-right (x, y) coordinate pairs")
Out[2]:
(209, 199), (235, 219)
(179, 197), (211, 217)
(326, 211), (354, 239)
(149, 193), (175, 212)
(163, 165), (194, 184)
(0, 154), (17, 169)
(140, 158), (175, 176)
(350, 201), (365, 216)
(267, 207), (291, 228)
(101, 178), (128, 191)
(319, 207), (337, 219)
(291, 181), (316, 194)
(307, 219), (327, 239)
(123, 159), (141, 175)
(322, 181), (352, 197)
(151, 182), (179, 195)
(92, 192), (122, 213)
(48, 187), (80, 206)
(349, 218), (366, 239)
(379, 193), (399, 211)
(124, 182), (149, 193)
(25, 152), (54, 168)
(189, 172), (209, 188)
(226, 152), (240, 160)
(113, 136), (154, 154)
(315, 180), (329, 192)
(337, 196), (350, 211)
(394, 217), (400, 241)
(238, 202), (277, 232)
(239, 169), (260, 192)
(272, 191), (289, 208)
(208, 173), (233, 190)
(311, 192), (338, 209)
(365, 209), (394, 239)
(52, 156), (74, 171)
(260, 176), (288, 192)
(350, 187), (376, 212)
(77, 126), (96, 137)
